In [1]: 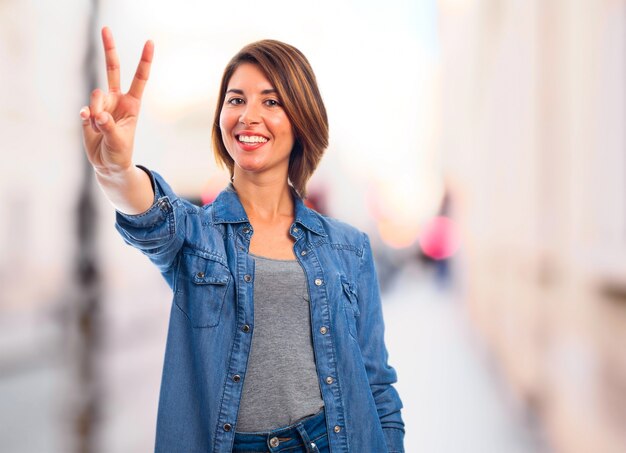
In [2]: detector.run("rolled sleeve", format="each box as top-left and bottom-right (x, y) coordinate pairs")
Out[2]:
(356, 233), (405, 452)
(115, 167), (186, 273)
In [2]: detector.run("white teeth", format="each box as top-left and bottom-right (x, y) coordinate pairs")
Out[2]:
(238, 135), (268, 143)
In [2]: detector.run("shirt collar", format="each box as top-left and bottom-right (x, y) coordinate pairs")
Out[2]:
(212, 183), (327, 237)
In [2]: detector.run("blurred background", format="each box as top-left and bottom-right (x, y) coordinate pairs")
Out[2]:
(1, 0), (625, 452)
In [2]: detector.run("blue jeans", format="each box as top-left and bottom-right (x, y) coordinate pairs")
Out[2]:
(233, 408), (329, 453)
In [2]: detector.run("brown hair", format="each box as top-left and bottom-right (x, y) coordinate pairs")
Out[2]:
(212, 39), (329, 197)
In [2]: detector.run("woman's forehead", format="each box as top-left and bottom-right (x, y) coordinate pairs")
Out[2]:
(226, 63), (275, 92)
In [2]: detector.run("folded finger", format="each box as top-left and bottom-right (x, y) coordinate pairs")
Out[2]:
(80, 106), (91, 123)
(128, 39), (154, 100)
(102, 27), (121, 93)
(80, 107), (99, 147)
(89, 89), (105, 133)
(80, 106), (94, 135)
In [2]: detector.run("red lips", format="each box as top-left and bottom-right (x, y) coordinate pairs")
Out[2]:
(236, 131), (270, 151)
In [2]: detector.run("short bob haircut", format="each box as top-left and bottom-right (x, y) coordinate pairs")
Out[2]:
(212, 39), (329, 198)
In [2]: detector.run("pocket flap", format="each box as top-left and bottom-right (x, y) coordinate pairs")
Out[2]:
(193, 272), (230, 285)
(187, 254), (231, 285)
(177, 252), (232, 328)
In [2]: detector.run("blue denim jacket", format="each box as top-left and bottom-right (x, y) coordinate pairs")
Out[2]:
(115, 169), (405, 453)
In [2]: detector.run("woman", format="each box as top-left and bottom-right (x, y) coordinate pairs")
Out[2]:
(80, 27), (404, 453)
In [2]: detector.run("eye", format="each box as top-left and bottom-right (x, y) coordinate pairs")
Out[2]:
(264, 99), (281, 107)
(227, 97), (244, 105)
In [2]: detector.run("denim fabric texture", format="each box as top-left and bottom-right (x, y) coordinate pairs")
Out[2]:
(233, 407), (328, 452)
(115, 168), (405, 453)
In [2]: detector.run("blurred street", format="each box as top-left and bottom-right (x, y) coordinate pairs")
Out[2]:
(384, 265), (547, 453)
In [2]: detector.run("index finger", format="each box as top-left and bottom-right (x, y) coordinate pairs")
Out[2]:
(128, 40), (154, 100)
(101, 27), (121, 93)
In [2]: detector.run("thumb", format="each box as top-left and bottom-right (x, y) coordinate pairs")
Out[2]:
(95, 111), (116, 134)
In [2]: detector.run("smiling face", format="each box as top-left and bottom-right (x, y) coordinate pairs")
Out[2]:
(218, 63), (295, 181)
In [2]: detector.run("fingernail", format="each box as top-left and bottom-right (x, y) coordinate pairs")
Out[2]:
(96, 113), (107, 125)
(79, 107), (89, 119)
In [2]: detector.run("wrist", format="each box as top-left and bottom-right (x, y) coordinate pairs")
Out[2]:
(93, 163), (136, 181)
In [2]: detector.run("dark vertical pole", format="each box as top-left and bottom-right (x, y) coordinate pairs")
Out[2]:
(76, 1), (101, 452)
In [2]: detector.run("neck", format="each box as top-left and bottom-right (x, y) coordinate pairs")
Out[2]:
(232, 171), (294, 222)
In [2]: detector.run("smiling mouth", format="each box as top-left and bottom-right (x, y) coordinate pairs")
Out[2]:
(237, 135), (268, 144)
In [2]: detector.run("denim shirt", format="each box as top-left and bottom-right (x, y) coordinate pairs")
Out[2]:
(115, 169), (405, 453)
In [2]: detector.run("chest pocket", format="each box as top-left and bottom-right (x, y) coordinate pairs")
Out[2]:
(175, 252), (231, 328)
(341, 276), (360, 339)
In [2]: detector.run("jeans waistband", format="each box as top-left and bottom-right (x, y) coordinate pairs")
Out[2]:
(233, 407), (327, 452)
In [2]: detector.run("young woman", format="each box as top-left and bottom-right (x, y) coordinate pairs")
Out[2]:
(80, 27), (405, 453)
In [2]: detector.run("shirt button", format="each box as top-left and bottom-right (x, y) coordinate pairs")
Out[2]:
(242, 324), (250, 333)
(334, 425), (341, 433)
(326, 376), (334, 385)
(196, 272), (204, 279)
(242, 227), (250, 234)
(244, 274), (252, 282)
(269, 437), (280, 447)
(293, 227), (299, 233)
(314, 278), (323, 286)
(233, 374), (241, 382)
(223, 423), (232, 432)
(301, 250), (307, 256)
(320, 326), (328, 335)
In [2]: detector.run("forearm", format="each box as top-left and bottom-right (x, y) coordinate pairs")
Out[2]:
(370, 373), (405, 453)
(383, 426), (405, 453)
(357, 233), (406, 451)
(114, 169), (186, 273)
(94, 165), (154, 215)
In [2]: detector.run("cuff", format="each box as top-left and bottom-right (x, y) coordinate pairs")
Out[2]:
(136, 164), (159, 201)
(115, 166), (177, 246)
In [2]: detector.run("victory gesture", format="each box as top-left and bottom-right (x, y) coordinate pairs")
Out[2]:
(80, 27), (156, 215)
(80, 27), (153, 172)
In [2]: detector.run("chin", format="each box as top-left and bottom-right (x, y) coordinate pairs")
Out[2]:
(234, 161), (267, 175)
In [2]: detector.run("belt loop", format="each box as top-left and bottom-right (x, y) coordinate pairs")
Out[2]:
(295, 423), (314, 453)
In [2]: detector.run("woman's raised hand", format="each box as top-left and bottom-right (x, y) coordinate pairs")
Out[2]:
(80, 27), (154, 175)
(79, 27), (156, 215)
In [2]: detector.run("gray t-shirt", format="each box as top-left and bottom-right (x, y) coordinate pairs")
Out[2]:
(235, 254), (324, 432)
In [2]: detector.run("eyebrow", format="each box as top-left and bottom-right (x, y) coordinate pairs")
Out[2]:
(226, 88), (277, 95)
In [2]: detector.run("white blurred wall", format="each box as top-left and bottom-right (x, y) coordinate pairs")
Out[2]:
(440, 1), (626, 452)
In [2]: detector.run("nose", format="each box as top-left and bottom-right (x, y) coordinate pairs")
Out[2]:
(239, 102), (261, 126)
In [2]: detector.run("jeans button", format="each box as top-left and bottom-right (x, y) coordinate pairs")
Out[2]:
(269, 436), (279, 447)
